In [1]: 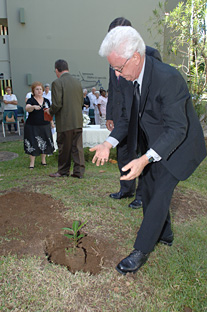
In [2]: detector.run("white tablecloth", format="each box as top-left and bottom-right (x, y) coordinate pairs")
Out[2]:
(82, 125), (110, 147)
(51, 125), (110, 150)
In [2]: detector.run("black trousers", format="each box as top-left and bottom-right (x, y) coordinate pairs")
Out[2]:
(133, 161), (179, 254)
(117, 138), (142, 199)
(57, 128), (85, 176)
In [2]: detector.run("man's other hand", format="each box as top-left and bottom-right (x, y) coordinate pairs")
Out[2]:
(120, 155), (149, 180)
(89, 141), (112, 166)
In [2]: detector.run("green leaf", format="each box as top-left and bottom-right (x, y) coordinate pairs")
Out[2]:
(64, 234), (73, 239)
(77, 234), (84, 240)
(62, 227), (73, 232)
(72, 221), (80, 234)
(77, 221), (87, 232)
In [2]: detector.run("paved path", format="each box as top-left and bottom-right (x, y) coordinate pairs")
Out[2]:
(0, 122), (24, 143)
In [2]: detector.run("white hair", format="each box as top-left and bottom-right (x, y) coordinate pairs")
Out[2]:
(99, 26), (146, 59)
(83, 88), (87, 93)
(95, 91), (100, 95)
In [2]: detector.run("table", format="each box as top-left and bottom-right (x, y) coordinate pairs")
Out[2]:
(82, 125), (110, 147)
(51, 125), (111, 150)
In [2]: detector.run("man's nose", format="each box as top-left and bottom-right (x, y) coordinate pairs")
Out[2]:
(115, 70), (121, 77)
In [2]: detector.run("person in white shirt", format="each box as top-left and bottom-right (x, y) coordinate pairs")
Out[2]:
(97, 89), (107, 128)
(93, 91), (100, 125)
(87, 87), (96, 121)
(3, 86), (18, 133)
(43, 83), (52, 104)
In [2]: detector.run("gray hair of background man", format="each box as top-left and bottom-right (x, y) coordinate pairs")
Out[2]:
(83, 88), (88, 93)
(99, 26), (146, 59)
(55, 59), (69, 72)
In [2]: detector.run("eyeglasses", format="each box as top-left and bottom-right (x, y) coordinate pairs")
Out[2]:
(110, 58), (130, 74)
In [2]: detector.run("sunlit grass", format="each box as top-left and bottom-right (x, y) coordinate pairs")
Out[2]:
(0, 140), (207, 311)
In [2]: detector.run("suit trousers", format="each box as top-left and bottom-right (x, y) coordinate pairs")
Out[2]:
(117, 138), (136, 195)
(57, 128), (85, 176)
(117, 138), (142, 199)
(133, 161), (179, 254)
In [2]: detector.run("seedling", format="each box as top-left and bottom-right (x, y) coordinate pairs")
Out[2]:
(62, 220), (87, 247)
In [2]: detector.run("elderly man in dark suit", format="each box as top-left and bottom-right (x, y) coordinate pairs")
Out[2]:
(107, 46), (162, 208)
(46, 59), (85, 178)
(106, 18), (162, 209)
(90, 26), (206, 275)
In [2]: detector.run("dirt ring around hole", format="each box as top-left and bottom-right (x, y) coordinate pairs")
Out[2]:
(44, 233), (110, 275)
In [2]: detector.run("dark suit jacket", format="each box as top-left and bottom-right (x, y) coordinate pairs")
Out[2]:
(106, 46), (162, 124)
(109, 55), (207, 181)
(50, 72), (83, 132)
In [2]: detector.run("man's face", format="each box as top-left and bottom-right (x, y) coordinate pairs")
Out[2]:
(6, 88), (11, 94)
(92, 88), (96, 94)
(107, 51), (140, 81)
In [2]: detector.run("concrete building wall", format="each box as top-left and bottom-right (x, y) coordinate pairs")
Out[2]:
(1, 0), (180, 106)
(0, 0), (7, 18)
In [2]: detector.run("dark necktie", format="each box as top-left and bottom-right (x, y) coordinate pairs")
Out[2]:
(127, 81), (141, 155)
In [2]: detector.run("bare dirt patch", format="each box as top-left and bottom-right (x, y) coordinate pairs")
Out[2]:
(0, 189), (206, 274)
(171, 187), (207, 222)
(0, 151), (19, 162)
(0, 191), (120, 275)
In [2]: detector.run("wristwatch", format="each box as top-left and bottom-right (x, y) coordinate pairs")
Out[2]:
(146, 154), (154, 163)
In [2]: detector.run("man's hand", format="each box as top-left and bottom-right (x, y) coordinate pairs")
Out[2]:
(120, 154), (149, 180)
(106, 120), (114, 131)
(89, 141), (112, 166)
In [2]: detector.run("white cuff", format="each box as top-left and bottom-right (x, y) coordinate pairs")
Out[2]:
(146, 148), (162, 162)
(106, 136), (119, 148)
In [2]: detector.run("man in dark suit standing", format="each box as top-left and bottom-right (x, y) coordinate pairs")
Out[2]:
(90, 26), (206, 275)
(46, 59), (85, 178)
(106, 18), (162, 209)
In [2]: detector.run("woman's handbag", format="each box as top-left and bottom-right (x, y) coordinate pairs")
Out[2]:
(43, 108), (53, 121)
(6, 113), (15, 123)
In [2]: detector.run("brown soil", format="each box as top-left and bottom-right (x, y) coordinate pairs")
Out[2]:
(0, 189), (207, 275)
(0, 191), (120, 275)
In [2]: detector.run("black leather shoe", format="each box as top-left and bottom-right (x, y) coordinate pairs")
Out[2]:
(158, 234), (174, 246)
(109, 191), (134, 199)
(128, 199), (142, 209)
(71, 174), (83, 179)
(49, 172), (69, 178)
(116, 249), (149, 275)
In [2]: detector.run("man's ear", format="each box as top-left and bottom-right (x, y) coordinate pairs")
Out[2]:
(133, 51), (141, 66)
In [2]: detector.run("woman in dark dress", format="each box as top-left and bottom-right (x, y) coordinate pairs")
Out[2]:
(24, 81), (54, 169)
(82, 88), (90, 115)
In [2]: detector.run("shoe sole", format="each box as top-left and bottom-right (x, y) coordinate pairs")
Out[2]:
(129, 205), (142, 209)
(110, 195), (134, 199)
(49, 174), (69, 178)
(158, 239), (173, 246)
(115, 266), (139, 275)
(115, 257), (148, 275)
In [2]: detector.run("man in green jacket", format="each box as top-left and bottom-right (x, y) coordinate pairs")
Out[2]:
(47, 59), (85, 178)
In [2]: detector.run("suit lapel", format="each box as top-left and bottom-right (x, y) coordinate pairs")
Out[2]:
(140, 56), (152, 116)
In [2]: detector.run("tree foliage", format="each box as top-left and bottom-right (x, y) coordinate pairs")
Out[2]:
(148, 0), (207, 115)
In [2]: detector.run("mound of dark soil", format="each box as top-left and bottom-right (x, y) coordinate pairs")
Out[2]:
(0, 192), (120, 274)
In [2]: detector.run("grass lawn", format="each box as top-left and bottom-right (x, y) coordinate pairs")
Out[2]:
(0, 140), (207, 312)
